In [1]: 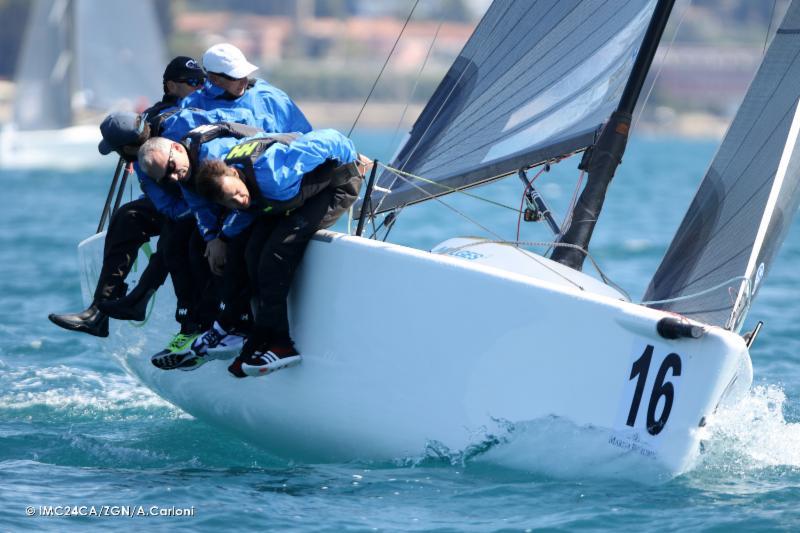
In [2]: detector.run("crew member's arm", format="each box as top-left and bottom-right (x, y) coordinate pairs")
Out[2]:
(255, 81), (312, 134)
(135, 164), (192, 220)
(253, 129), (358, 201)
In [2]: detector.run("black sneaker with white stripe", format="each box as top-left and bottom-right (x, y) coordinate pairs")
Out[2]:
(240, 342), (301, 377)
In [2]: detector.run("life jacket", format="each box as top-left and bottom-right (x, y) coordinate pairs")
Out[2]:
(180, 123), (264, 189)
(223, 134), (361, 215)
(141, 96), (181, 135)
(222, 134), (300, 213)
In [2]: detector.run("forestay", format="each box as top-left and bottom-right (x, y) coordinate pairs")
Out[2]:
(644, 0), (800, 331)
(358, 0), (658, 216)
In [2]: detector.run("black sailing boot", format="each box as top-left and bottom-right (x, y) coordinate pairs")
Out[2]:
(96, 287), (156, 321)
(48, 304), (109, 337)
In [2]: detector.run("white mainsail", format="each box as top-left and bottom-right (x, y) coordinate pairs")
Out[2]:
(2, 0), (165, 169)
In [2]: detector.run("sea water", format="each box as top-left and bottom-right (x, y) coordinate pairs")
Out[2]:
(2, 133), (800, 531)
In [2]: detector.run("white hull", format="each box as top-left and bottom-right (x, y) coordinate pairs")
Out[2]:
(78, 230), (752, 477)
(0, 124), (103, 170)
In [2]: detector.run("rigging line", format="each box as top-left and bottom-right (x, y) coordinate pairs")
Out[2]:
(389, 22), (443, 156)
(347, 0), (420, 137)
(764, 0), (778, 56)
(632, 0), (690, 132)
(441, 238), (632, 300)
(640, 276), (751, 306)
(388, 170), (585, 290)
(379, 162), (521, 212)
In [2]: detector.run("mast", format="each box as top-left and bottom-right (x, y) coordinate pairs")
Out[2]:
(551, 0), (676, 270)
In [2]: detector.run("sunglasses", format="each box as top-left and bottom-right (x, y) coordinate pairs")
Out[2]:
(177, 77), (203, 87)
(159, 144), (176, 183)
(211, 71), (247, 82)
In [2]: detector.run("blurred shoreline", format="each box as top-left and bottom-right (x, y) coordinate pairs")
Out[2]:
(0, 81), (729, 141)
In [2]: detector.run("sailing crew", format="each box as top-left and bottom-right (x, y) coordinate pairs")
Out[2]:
(135, 127), (266, 370)
(192, 129), (369, 377)
(48, 57), (206, 336)
(182, 43), (312, 136)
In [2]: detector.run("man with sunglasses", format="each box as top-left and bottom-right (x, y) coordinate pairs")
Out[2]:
(48, 55), (261, 338)
(189, 129), (369, 377)
(182, 43), (312, 136)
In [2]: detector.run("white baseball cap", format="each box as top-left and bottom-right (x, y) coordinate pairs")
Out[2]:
(202, 43), (258, 79)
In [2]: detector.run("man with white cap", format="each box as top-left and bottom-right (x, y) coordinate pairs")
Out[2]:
(181, 43), (312, 136)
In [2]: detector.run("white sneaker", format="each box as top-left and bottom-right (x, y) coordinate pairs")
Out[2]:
(207, 331), (246, 359)
(191, 322), (245, 360)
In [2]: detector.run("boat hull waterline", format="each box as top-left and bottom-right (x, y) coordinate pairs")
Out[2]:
(78, 230), (753, 478)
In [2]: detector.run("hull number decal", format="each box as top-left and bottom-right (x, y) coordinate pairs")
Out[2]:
(625, 345), (682, 435)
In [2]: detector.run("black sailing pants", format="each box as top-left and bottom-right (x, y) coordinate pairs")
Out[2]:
(94, 197), (163, 303)
(243, 171), (363, 344)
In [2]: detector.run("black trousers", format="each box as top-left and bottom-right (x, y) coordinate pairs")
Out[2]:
(214, 227), (253, 333)
(94, 197), (163, 303)
(95, 197), (215, 330)
(243, 171), (363, 343)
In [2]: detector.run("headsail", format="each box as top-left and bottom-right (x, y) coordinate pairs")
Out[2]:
(357, 0), (658, 216)
(644, 0), (800, 331)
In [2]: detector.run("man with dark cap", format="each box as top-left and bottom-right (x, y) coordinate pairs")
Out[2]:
(48, 56), (206, 337)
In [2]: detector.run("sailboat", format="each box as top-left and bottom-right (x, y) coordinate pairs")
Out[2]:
(74, 0), (800, 477)
(0, 0), (165, 169)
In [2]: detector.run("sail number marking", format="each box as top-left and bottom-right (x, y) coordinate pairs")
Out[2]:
(625, 345), (682, 436)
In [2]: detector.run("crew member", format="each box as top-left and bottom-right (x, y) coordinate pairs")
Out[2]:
(193, 129), (369, 378)
(182, 43), (312, 135)
(48, 57), (205, 337)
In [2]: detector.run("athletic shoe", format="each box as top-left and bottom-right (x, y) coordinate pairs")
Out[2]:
(240, 343), (301, 377)
(151, 332), (201, 371)
(191, 322), (245, 360)
(48, 305), (109, 337)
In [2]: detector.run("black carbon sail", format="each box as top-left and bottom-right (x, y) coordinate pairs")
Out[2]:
(357, 0), (659, 216)
(644, 0), (800, 331)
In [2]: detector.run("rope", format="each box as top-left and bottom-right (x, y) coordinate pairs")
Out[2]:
(440, 239), (632, 301)
(379, 162), (521, 212)
(347, 0), (420, 137)
(763, 0), (778, 56)
(632, 0), (690, 132)
(389, 22), (442, 157)
(640, 276), (751, 306)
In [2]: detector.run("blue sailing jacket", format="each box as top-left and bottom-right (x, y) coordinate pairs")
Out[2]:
(136, 107), (261, 221)
(180, 78), (312, 135)
(219, 129), (358, 238)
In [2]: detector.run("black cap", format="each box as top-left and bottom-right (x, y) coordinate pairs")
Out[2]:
(98, 112), (145, 155)
(163, 56), (205, 82)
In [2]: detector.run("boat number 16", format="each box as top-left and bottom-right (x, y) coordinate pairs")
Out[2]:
(625, 345), (682, 436)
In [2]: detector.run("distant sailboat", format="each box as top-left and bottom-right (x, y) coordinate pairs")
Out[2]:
(0, 0), (165, 169)
(76, 0), (800, 478)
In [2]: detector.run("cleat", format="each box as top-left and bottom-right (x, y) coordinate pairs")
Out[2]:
(48, 305), (109, 338)
(240, 343), (301, 377)
(150, 332), (200, 370)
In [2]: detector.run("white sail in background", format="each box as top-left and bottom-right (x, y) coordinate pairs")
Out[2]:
(3, 0), (166, 168)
